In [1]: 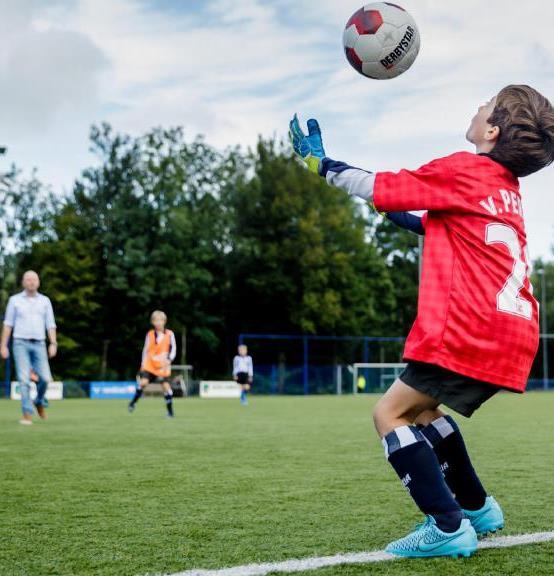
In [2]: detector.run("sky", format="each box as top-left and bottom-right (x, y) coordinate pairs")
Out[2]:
(1, 0), (554, 259)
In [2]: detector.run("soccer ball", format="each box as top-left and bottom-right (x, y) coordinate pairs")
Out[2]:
(343, 3), (420, 80)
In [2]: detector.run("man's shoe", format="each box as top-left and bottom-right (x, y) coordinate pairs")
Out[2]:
(463, 496), (504, 536)
(385, 516), (478, 558)
(34, 403), (47, 419)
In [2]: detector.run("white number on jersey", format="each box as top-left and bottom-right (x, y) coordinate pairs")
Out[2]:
(485, 223), (533, 320)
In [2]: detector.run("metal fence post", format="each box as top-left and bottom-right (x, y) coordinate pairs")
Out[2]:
(539, 270), (549, 390)
(303, 336), (309, 395)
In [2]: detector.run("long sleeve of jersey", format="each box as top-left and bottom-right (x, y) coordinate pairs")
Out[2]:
(321, 153), (476, 214)
(141, 335), (149, 366)
(319, 158), (426, 235)
(168, 332), (177, 362)
(386, 211), (426, 235)
(319, 157), (375, 201)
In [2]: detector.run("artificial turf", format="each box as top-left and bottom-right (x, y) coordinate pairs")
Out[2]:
(0, 392), (553, 575)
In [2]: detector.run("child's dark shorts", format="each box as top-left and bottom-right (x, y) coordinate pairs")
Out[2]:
(139, 370), (169, 385)
(399, 361), (515, 417)
(236, 372), (250, 385)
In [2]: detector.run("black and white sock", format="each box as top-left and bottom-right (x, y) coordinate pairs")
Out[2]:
(383, 425), (463, 533)
(164, 391), (174, 416)
(130, 387), (143, 406)
(420, 415), (487, 511)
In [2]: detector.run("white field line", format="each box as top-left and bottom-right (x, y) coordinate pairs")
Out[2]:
(165, 531), (554, 576)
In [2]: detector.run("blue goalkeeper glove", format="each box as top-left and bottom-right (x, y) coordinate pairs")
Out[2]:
(289, 114), (326, 174)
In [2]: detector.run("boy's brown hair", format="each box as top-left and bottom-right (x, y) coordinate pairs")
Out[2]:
(487, 84), (554, 177)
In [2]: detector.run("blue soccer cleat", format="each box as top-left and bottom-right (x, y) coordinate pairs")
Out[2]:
(463, 496), (504, 536)
(385, 516), (478, 558)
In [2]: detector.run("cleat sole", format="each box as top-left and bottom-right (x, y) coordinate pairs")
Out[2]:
(477, 525), (504, 538)
(451, 548), (477, 559)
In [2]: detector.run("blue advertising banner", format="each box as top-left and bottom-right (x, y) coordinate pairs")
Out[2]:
(90, 381), (136, 399)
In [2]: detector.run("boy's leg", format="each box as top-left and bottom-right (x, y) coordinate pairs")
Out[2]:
(416, 410), (487, 511)
(12, 340), (34, 420)
(31, 341), (53, 415)
(237, 374), (248, 404)
(374, 380), (463, 532)
(241, 383), (250, 405)
(129, 377), (148, 411)
(162, 381), (174, 417)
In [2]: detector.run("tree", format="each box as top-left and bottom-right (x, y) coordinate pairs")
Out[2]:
(374, 216), (421, 335)
(54, 124), (228, 378)
(225, 139), (396, 337)
(19, 204), (104, 379)
(0, 168), (56, 312)
(1, 128), (434, 382)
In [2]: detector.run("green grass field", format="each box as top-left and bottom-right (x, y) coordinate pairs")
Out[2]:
(1, 393), (553, 576)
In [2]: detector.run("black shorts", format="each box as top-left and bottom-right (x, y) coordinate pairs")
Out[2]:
(139, 370), (169, 385)
(236, 372), (250, 385)
(399, 361), (510, 418)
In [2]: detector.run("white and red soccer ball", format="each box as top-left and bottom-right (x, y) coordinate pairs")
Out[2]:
(343, 3), (420, 79)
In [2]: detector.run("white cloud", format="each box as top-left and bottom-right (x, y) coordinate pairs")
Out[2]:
(1, 0), (554, 257)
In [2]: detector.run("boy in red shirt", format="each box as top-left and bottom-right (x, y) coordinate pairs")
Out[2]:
(290, 85), (554, 557)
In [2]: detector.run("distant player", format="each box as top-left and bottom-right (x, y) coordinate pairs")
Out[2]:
(233, 345), (253, 406)
(291, 85), (554, 558)
(128, 310), (177, 418)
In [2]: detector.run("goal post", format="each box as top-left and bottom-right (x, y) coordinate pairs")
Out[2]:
(171, 364), (194, 397)
(352, 363), (406, 394)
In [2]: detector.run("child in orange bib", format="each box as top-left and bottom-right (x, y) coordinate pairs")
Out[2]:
(128, 310), (177, 417)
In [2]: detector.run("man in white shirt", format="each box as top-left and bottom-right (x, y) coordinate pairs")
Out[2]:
(1, 271), (57, 425)
(233, 344), (253, 406)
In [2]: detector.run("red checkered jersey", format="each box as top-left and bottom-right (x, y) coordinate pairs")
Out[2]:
(373, 152), (539, 392)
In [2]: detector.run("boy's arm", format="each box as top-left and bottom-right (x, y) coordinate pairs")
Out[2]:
(290, 115), (463, 213)
(385, 211), (426, 235)
(141, 335), (149, 367)
(168, 332), (177, 362)
(288, 116), (378, 200)
(319, 158), (376, 201)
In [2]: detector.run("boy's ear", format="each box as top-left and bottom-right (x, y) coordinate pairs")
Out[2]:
(485, 125), (500, 143)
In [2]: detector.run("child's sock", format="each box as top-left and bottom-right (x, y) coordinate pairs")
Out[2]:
(130, 388), (143, 406)
(383, 425), (463, 532)
(164, 392), (174, 416)
(420, 415), (487, 511)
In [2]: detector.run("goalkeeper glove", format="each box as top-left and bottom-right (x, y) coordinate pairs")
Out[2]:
(289, 114), (326, 174)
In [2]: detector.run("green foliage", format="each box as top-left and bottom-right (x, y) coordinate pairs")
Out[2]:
(11, 123), (550, 380)
(225, 139), (395, 336)
(63, 124), (228, 378)
(0, 168), (56, 306)
(0, 125), (414, 380)
(19, 204), (104, 379)
(374, 216), (421, 335)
